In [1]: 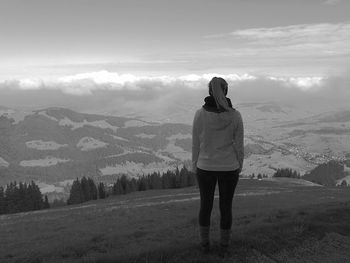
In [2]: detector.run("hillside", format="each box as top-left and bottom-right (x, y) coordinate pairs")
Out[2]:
(303, 160), (346, 186)
(0, 107), (191, 189)
(1, 179), (350, 263)
(1, 104), (350, 199)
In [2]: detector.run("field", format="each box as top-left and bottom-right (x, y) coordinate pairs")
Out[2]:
(1, 179), (350, 263)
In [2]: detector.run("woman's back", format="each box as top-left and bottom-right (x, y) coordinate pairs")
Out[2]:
(192, 106), (243, 171)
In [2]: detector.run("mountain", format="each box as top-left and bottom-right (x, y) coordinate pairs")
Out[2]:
(303, 160), (346, 186)
(1, 103), (350, 200)
(0, 107), (191, 189)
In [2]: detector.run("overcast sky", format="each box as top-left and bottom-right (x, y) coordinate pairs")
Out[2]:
(1, 0), (349, 81)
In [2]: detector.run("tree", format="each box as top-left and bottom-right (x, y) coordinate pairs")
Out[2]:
(67, 178), (84, 205)
(120, 175), (130, 194)
(81, 177), (91, 202)
(273, 168), (300, 178)
(43, 195), (50, 209)
(340, 180), (348, 187)
(1, 180), (47, 214)
(129, 178), (138, 192)
(113, 179), (124, 195)
(88, 178), (98, 200)
(98, 182), (106, 199)
(149, 172), (162, 190)
(0, 186), (5, 215)
(30, 181), (44, 210)
(162, 172), (171, 189)
(51, 198), (66, 208)
(138, 176), (148, 191)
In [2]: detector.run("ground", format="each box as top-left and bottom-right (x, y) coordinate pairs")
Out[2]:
(1, 179), (350, 263)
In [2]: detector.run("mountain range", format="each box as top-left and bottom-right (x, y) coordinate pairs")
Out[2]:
(1, 102), (350, 199)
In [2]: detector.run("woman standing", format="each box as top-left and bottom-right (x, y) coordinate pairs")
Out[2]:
(192, 77), (244, 253)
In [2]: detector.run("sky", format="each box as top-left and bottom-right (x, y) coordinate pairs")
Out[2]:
(0, 0), (349, 113)
(1, 0), (350, 78)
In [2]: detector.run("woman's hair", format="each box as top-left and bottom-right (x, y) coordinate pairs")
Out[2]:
(208, 77), (231, 111)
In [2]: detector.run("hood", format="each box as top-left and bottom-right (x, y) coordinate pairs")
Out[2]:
(202, 96), (235, 130)
(202, 96), (235, 113)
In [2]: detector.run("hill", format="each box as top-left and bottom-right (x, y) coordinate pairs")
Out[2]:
(2, 104), (350, 200)
(303, 160), (346, 186)
(0, 179), (350, 263)
(0, 107), (191, 188)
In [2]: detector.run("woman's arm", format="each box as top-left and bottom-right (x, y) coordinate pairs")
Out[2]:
(192, 110), (201, 173)
(234, 111), (244, 171)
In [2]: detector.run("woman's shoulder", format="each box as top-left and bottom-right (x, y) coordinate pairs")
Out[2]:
(233, 108), (242, 115)
(195, 108), (204, 115)
(230, 108), (243, 121)
(193, 108), (204, 120)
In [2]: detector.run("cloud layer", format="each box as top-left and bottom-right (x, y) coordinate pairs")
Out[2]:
(1, 70), (325, 95)
(0, 70), (349, 124)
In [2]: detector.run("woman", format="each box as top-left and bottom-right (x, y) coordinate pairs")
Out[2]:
(192, 77), (244, 252)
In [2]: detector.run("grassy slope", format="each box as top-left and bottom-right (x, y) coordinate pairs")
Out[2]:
(1, 179), (350, 263)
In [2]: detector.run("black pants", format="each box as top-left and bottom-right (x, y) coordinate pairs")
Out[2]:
(196, 167), (239, 230)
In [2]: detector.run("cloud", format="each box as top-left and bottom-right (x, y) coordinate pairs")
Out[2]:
(1, 71), (259, 95)
(206, 21), (350, 42)
(1, 70), (325, 95)
(323, 0), (342, 5)
(1, 70), (349, 124)
(202, 21), (350, 69)
(230, 22), (350, 48)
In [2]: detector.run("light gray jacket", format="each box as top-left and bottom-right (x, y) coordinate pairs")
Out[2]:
(192, 107), (244, 172)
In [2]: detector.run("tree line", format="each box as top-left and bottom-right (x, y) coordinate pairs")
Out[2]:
(112, 166), (196, 195)
(0, 181), (49, 215)
(273, 168), (301, 178)
(67, 177), (106, 205)
(248, 173), (268, 179)
(67, 166), (196, 205)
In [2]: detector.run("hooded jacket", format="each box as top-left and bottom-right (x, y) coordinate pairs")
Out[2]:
(192, 96), (244, 172)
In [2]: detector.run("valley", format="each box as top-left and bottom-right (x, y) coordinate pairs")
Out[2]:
(1, 102), (350, 200)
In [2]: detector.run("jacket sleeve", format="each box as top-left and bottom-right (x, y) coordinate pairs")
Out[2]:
(234, 111), (244, 169)
(192, 110), (201, 172)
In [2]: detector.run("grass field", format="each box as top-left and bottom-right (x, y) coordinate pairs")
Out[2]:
(1, 178), (350, 263)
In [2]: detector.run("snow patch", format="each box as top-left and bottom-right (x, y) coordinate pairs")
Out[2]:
(1, 109), (33, 124)
(154, 152), (176, 162)
(99, 161), (177, 176)
(110, 134), (129, 142)
(26, 140), (68, 150)
(20, 157), (70, 167)
(163, 133), (191, 161)
(166, 133), (191, 140)
(77, 137), (108, 151)
(242, 151), (314, 177)
(0, 157), (9, 167)
(59, 117), (119, 131)
(37, 182), (65, 193)
(37, 111), (59, 122)
(135, 133), (156, 139)
(124, 120), (148, 127)
(163, 143), (191, 161)
(58, 179), (74, 186)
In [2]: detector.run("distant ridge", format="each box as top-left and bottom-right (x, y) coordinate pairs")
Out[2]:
(303, 160), (346, 186)
(0, 107), (192, 188)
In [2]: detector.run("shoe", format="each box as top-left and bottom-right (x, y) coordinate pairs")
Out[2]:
(200, 242), (210, 254)
(218, 243), (229, 258)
